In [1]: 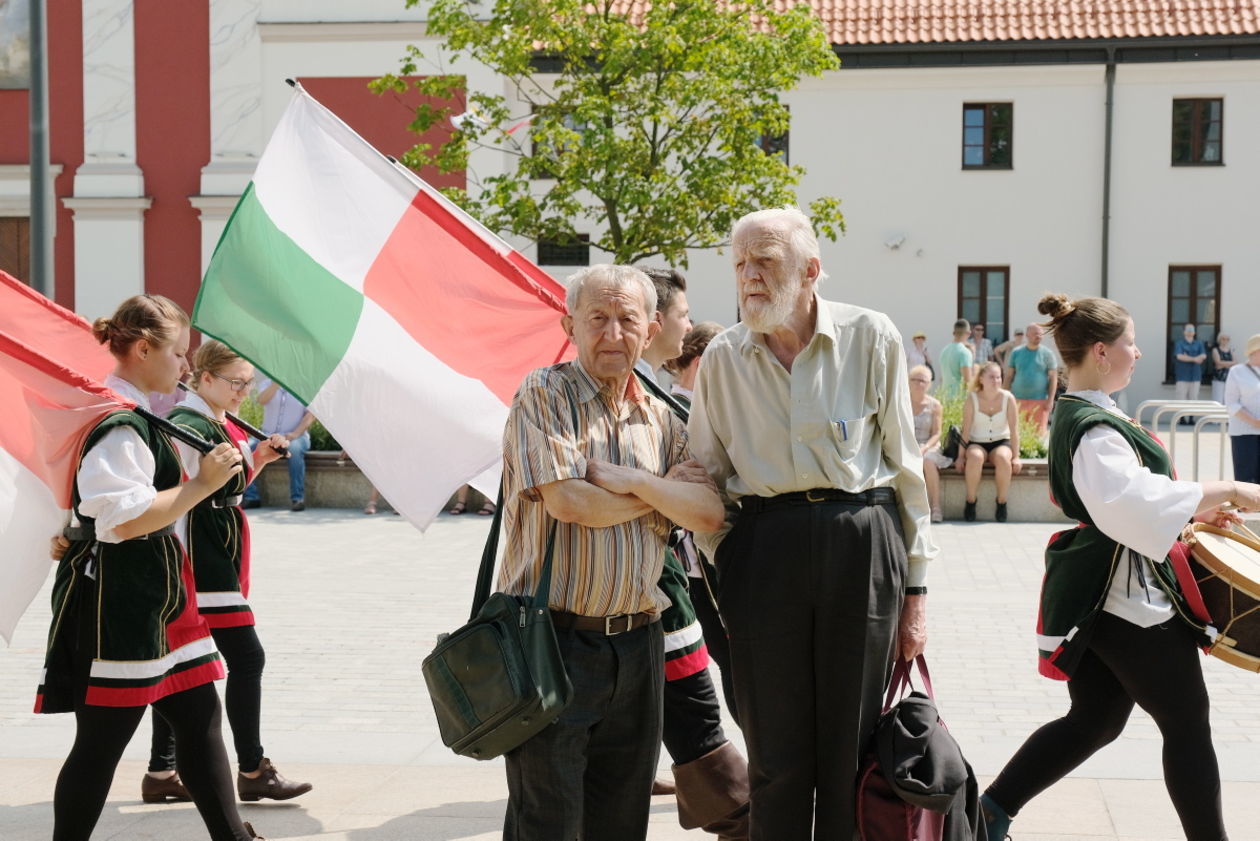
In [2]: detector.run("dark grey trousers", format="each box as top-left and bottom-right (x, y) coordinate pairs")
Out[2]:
(503, 620), (664, 841)
(716, 499), (906, 841)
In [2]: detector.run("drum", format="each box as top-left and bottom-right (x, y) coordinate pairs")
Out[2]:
(1182, 523), (1260, 671)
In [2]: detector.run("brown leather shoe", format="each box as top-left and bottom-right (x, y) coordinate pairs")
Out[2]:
(141, 772), (192, 803)
(652, 777), (677, 796)
(237, 757), (313, 802)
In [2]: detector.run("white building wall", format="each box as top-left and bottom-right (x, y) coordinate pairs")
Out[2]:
(196, 15), (1260, 407)
(1108, 60), (1260, 405)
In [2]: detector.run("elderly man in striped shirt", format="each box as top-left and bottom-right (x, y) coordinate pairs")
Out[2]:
(497, 263), (725, 841)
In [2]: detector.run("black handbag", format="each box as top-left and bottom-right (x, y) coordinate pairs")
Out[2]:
(939, 425), (964, 461)
(421, 487), (573, 760)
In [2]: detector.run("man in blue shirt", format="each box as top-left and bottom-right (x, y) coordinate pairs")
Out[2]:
(241, 378), (314, 511)
(1004, 323), (1058, 437)
(1174, 323), (1208, 425)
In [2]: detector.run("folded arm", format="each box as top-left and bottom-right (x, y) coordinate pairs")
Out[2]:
(585, 459), (724, 533)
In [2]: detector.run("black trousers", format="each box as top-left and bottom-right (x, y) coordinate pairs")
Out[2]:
(691, 567), (739, 724)
(503, 621), (664, 841)
(151, 624), (267, 773)
(716, 499), (905, 841)
(54, 683), (251, 841)
(1231, 434), (1260, 484)
(987, 613), (1227, 841)
(662, 668), (727, 766)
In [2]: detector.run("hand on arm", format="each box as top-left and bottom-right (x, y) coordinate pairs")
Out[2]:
(113, 443), (243, 540)
(585, 458), (724, 533)
(538, 476), (653, 527)
(286, 411), (315, 441)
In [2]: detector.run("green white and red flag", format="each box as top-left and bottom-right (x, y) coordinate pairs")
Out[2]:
(193, 86), (573, 527)
(0, 275), (130, 642)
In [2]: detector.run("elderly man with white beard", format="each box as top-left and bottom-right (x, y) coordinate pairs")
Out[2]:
(687, 207), (939, 841)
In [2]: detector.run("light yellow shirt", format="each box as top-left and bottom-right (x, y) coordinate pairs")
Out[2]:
(688, 294), (936, 585)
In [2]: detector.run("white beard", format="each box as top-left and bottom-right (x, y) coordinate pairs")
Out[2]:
(741, 286), (798, 333)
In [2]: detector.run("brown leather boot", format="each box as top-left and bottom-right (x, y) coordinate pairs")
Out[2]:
(140, 772), (191, 803)
(673, 741), (750, 841)
(237, 758), (313, 802)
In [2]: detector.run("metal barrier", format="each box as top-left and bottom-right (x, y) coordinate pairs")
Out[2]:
(1132, 400), (1230, 481)
(1190, 412), (1232, 481)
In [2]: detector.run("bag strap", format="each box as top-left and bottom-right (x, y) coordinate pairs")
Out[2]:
(468, 388), (577, 621)
(882, 654), (935, 711)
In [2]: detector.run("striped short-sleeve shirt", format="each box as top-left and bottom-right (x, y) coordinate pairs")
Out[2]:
(499, 360), (688, 617)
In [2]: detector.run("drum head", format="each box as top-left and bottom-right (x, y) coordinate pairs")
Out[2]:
(1187, 525), (1260, 599)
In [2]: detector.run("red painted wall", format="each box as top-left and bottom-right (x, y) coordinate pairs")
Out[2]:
(1, 0), (83, 307)
(297, 77), (464, 191)
(134, 0), (210, 317)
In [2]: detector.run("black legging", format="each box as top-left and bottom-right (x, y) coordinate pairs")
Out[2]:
(151, 625), (267, 773)
(54, 683), (252, 841)
(986, 613), (1226, 841)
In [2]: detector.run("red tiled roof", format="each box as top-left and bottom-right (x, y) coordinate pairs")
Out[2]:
(811, 0), (1260, 46)
(605, 1), (1260, 46)
(811, 1), (1260, 46)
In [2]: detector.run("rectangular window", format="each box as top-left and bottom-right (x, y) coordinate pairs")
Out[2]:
(530, 111), (586, 180)
(957, 266), (1009, 345)
(962, 103), (1013, 169)
(756, 106), (789, 164)
(0, 217), (30, 283)
(537, 234), (590, 266)
(1165, 266), (1221, 383)
(1171, 98), (1223, 165)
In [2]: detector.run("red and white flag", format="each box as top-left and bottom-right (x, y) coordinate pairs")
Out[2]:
(193, 85), (574, 527)
(0, 318), (128, 643)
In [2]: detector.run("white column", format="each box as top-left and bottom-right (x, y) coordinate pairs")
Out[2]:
(71, 0), (146, 316)
(62, 198), (150, 320)
(201, 0), (263, 196)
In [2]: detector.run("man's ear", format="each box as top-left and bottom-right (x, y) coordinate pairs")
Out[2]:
(804, 256), (821, 283)
(561, 314), (574, 341)
(646, 319), (662, 342)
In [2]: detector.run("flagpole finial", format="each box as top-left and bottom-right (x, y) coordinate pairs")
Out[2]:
(285, 78), (297, 88)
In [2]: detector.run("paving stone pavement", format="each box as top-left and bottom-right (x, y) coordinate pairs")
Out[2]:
(3, 509), (1260, 840)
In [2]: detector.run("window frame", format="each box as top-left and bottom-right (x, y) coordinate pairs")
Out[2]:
(537, 234), (591, 267)
(1171, 98), (1224, 167)
(0, 217), (31, 284)
(1164, 265), (1222, 384)
(956, 266), (1011, 346)
(961, 103), (1014, 170)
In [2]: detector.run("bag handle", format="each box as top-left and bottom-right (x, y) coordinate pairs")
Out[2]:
(883, 654), (935, 711)
(468, 389), (577, 621)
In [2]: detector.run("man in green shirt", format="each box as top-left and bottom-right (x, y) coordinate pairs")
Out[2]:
(937, 319), (975, 399)
(1004, 322), (1059, 436)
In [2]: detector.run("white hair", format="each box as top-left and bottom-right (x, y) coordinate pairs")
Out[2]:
(565, 264), (657, 317)
(730, 206), (828, 285)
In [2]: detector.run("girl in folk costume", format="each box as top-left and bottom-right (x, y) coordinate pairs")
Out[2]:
(142, 341), (312, 804)
(37, 296), (264, 841)
(980, 295), (1260, 841)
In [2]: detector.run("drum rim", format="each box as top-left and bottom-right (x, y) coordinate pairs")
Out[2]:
(1184, 522), (1260, 598)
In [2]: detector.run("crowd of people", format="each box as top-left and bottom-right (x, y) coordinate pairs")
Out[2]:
(32, 204), (1260, 841)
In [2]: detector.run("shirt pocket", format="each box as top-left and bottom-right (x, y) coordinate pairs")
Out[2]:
(828, 410), (876, 459)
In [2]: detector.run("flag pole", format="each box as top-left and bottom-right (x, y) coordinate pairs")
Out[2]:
(174, 381), (287, 455)
(28, 0), (54, 298)
(132, 407), (216, 455)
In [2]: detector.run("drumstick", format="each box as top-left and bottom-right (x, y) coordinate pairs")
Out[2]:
(1233, 519), (1260, 545)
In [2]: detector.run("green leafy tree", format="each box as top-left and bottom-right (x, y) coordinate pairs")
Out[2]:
(373, 0), (844, 265)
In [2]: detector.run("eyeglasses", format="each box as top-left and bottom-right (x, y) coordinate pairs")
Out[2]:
(210, 372), (255, 393)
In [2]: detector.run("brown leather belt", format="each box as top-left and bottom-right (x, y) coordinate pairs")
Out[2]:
(741, 486), (897, 515)
(550, 610), (659, 636)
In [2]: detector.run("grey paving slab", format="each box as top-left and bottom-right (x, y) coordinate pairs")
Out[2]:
(3, 511), (1260, 839)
